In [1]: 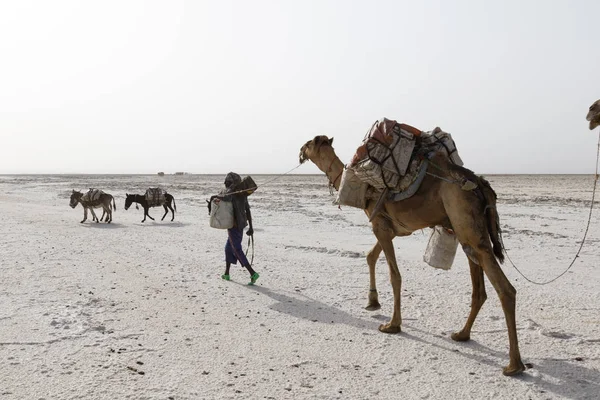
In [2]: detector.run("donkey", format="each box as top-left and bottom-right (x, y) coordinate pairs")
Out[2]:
(69, 189), (116, 223)
(124, 191), (177, 223)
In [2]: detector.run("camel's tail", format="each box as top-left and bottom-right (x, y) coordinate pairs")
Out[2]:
(478, 176), (505, 263)
(447, 161), (505, 263)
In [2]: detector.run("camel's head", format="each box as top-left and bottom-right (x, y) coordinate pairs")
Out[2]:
(587, 99), (600, 130)
(299, 135), (334, 164)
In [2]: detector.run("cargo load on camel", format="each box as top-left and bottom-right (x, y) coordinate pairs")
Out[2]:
(336, 118), (464, 209)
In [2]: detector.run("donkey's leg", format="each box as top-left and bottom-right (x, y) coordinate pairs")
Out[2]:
(169, 203), (175, 221)
(452, 258), (487, 341)
(144, 207), (154, 222)
(365, 242), (382, 310)
(161, 205), (168, 221)
(81, 207), (88, 223)
(102, 205), (111, 223)
(90, 208), (99, 223)
(372, 219), (402, 333)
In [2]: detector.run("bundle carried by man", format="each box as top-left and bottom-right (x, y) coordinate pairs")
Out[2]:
(336, 118), (464, 209)
(145, 188), (166, 207)
(208, 175), (257, 229)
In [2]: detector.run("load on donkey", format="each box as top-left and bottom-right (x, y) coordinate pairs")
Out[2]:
(124, 188), (177, 223)
(299, 118), (525, 376)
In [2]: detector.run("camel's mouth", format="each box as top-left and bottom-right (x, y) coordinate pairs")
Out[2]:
(586, 110), (594, 122)
(299, 143), (309, 164)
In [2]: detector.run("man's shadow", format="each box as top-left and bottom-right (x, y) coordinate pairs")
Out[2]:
(250, 285), (600, 399)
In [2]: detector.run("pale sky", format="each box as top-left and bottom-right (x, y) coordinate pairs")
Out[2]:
(1, 0), (599, 174)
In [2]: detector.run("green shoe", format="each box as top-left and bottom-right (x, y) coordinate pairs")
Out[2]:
(221, 274), (230, 281)
(248, 272), (260, 285)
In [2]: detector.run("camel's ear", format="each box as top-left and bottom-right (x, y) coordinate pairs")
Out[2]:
(328, 137), (334, 146)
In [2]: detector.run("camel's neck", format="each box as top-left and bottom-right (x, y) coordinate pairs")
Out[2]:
(316, 155), (344, 191)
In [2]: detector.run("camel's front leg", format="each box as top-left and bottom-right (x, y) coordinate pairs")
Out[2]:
(452, 258), (487, 341)
(373, 225), (402, 333)
(365, 242), (382, 310)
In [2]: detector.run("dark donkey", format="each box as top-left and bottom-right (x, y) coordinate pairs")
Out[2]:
(124, 189), (177, 223)
(70, 189), (116, 223)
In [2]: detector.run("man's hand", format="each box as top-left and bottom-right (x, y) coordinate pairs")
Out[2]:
(246, 228), (254, 236)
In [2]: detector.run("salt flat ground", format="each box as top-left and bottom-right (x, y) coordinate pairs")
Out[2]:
(0, 174), (598, 399)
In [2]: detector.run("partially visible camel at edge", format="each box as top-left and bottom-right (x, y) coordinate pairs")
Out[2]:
(587, 99), (600, 130)
(299, 135), (525, 376)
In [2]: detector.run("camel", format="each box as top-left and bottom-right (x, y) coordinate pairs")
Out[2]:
(299, 135), (525, 376)
(587, 99), (600, 130)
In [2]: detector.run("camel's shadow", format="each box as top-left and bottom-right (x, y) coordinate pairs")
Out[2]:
(251, 285), (599, 399)
(404, 324), (600, 399)
(250, 285), (375, 330)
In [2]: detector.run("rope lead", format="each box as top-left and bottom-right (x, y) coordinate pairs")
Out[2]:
(503, 127), (600, 285)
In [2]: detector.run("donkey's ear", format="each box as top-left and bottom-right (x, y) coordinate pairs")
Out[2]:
(328, 137), (334, 146)
(126, 193), (128, 196)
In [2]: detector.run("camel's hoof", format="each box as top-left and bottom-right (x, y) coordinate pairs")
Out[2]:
(451, 331), (471, 342)
(378, 323), (401, 334)
(503, 362), (526, 376)
(365, 303), (381, 311)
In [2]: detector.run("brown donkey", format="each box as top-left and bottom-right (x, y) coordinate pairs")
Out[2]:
(70, 189), (116, 223)
(299, 135), (524, 376)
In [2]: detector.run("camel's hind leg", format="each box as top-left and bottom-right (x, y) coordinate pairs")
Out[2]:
(477, 249), (524, 376)
(365, 242), (382, 310)
(451, 259), (486, 341)
(372, 219), (402, 333)
(445, 192), (524, 375)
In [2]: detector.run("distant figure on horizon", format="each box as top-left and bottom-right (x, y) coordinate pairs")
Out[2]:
(587, 99), (600, 130)
(218, 172), (259, 285)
